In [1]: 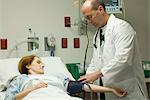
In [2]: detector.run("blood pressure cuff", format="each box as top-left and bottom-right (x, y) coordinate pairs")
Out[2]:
(67, 81), (84, 95)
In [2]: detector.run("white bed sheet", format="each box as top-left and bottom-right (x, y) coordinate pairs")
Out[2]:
(1, 91), (82, 100)
(23, 75), (82, 100)
(0, 92), (5, 100)
(23, 84), (82, 100)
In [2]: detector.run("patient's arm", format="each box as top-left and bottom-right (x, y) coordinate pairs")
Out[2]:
(14, 82), (48, 100)
(83, 84), (127, 97)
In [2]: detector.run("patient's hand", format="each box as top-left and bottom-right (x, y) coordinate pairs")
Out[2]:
(34, 82), (48, 90)
(112, 87), (127, 97)
(14, 82), (48, 100)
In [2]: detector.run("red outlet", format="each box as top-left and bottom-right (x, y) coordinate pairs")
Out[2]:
(62, 38), (67, 48)
(74, 38), (80, 48)
(1, 39), (7, 50)
(64, 17), (71, 27)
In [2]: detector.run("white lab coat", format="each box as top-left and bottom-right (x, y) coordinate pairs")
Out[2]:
(87, 14), (148, 100)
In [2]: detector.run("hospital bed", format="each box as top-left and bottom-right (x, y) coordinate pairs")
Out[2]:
(0, 57), (82, 100)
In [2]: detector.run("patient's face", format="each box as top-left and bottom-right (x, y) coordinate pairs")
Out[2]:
(27, 57), (44, 74)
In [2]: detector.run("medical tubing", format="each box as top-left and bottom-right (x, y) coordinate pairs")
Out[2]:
(83, 20), (89, 74)
(82, 20), (89, 99)
(94, 28), (100, 48)
(85, 83), (93, 100)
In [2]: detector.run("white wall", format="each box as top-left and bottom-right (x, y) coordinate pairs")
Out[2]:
(149, 0), (150, 60)
(0, 0), (2, 33)
(116, 0), (149, 61)
(0, 0), (94, 64)
(0, 0), (149, 64)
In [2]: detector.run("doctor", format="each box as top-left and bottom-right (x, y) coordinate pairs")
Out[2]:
(79, 0), (148, 99)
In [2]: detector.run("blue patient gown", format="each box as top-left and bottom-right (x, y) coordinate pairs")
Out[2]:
(4, 74), (29, 100)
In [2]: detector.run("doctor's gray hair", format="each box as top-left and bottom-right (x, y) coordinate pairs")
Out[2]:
(89, 0), (106, 11)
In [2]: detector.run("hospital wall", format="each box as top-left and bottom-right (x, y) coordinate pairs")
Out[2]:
(0, 0), (149, 64)
(0, 0), (94, 64)
(0, 0), (2, 34)
(116, 0), (149, 61)
(149, 0), (150, 60)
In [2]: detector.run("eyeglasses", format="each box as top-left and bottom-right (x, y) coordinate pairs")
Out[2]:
(84, 10), (98, 21)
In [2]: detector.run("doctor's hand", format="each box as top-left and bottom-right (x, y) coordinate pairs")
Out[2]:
(78, 70), (102, 83)
(111, 87), (127, 97)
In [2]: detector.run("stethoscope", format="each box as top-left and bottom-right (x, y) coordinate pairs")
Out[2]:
(93, 28), (104, 49)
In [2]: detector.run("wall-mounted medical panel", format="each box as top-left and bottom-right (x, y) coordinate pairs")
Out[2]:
(64, 17), (71, 27)
(44, 37), (50, 51)
(61, 38), (67, 48)
(0, 39), (7, 50)
(105, 0), (123, 13)
(74, 38), (80, 48)
(27, 37), (39, 51)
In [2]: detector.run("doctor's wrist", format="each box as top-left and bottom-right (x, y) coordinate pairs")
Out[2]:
(96, 70), (103, 78)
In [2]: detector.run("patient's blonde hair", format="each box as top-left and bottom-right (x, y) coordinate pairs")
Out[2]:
(18, 54), (37, 74)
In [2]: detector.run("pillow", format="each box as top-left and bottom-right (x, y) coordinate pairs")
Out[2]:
(0, 56), (74, 90)
(41, 57), (74, 81)
(0, 58), (20, 84)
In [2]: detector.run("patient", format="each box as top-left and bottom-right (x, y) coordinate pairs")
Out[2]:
(4, 55), (127, 100)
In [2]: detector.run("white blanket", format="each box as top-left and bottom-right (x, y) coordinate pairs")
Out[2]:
(23, 85), (82, 100)
(23, 75), (82, 100)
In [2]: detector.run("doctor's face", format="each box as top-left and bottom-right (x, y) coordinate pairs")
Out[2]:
(27, 57), (44, 74)
(81, 3), (105, 28)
